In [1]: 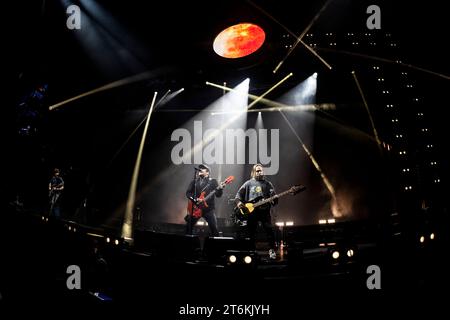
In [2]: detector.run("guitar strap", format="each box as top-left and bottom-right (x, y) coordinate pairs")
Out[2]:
(199, 179), (210, 193)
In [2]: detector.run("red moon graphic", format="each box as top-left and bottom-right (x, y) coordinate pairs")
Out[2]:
(213, 23), (265, 58)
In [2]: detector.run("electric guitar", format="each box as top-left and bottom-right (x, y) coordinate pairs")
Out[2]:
(49, 183), (64, 199)
(233, 184), (306, 221)
(187, 176), (234, 218)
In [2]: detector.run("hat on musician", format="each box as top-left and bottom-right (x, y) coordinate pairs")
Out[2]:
(198, 164), (211, 173)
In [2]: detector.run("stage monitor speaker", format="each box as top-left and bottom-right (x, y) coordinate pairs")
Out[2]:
(134, 230), (201, 261)
(286, 241), (304, 265)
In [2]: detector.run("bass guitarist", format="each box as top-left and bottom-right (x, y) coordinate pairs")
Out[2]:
(185, 164), (223, 236)
(235, 164), (278, 260)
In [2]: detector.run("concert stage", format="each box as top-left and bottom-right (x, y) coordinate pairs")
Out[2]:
(7, 0), (450, 316)
(1, 205), (449, 310)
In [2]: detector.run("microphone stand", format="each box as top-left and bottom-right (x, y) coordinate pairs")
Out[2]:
(189, 168), (198, 236)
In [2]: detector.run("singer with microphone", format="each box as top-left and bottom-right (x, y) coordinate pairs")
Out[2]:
(185, 164), (223, 236)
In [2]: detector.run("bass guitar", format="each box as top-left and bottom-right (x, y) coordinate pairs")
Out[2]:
(187, 176), (234, 218)
(233, 184), (306, 221)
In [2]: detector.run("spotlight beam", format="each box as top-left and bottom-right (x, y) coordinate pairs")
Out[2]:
(154, 103), (334, 114)
(156, 89), (172, 108)
(246, 0), (295, 37)
(207, 82), (377, 144)
(121, 91), (158, 241)
(272, 0), (333, 73)
(313, 107), (381, 143)
(300, 40), (332, 70)
(278, 110), (336, 198)
(78, 0), (147, 70)
(208, 104), (335, 114)
(246, 0), (332, 71)
(279, 110), (344, 218)
(248, 73), (293, 108)
(109, 88), (184, 225)
(317, 48), (450, 80)
(181, 74), (291, 164)
(106, 89), (172, 169)
(207, 76), (295, 110)
(351, 71), (382, 148)
(48, 68), (170, 111)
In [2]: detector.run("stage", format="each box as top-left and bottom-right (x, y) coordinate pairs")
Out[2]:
(1, 205), (449, 309)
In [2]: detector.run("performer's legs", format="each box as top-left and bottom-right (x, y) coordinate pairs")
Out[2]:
(49, 194), (61, 219)
(246, 214), (258, 250)
(260, 212), (275, 250)
(203, 211), (219, 237)
(53, 205), (61, 219)
(185, 215), (200, 235)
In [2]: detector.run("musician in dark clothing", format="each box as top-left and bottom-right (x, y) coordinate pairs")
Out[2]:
(185, 164), (223, 236)
(235, 164), (278, 260)
(49, 168), (64, 218)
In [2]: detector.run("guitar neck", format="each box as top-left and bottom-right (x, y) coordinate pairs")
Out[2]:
(203, 186), (220, 202)
(254, 190), (291, 208)
(194, 177), (232, 203)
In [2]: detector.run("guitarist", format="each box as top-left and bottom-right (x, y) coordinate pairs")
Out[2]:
(48, 168), (64, 218)
(235, 164), (278, 260)
(185, 164), (223, 236)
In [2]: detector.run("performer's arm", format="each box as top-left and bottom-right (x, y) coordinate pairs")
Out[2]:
(269, 182), (278, 206)
(59, 179), (65, 191)
(235, 182), (247, 208)
(213, 180), (223, 198)
(186, 180), (195, 199)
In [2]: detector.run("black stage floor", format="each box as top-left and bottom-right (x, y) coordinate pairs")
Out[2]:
(1, 208), (449, 315)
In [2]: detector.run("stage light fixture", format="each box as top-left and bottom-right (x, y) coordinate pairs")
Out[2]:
(225, 250), (257, 267)
(331, 250), (340, 259)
